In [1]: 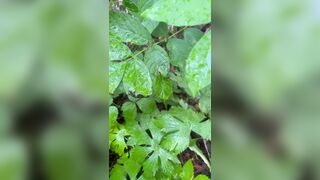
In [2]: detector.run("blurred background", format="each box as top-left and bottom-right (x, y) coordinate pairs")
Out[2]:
(0, 0), (107, 180)
(214, 0), (320, 179)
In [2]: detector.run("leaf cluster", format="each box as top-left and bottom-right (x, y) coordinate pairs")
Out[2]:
(109, 0), (212, 179)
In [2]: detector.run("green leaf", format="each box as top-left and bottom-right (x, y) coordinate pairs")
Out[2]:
(123, 159), (141, 179)
(124, 0), (156, 14)
(109, 62), (127, 94)
(155, 107), (211, 153)
(199, 85), (211, 114)
(154, 113), (191, 153)
(122, 102), (137, 124)
(110, 11), (151, 45)
(180, 160), (194, 180)
(109, 38), (132, 61)
(141, 123), (180, 177)
(186, 31), (211, 97)
(166, 28), (203, 69)
(170, 107), (211, 141)
(136, 98), (158, 114)
(109, 106), (118, 129)
(153, 75), (172, 100)
(144, 45), (170, 77)
(142, 0), (211, 26)
(109, 127), (128, 155)
(152, 22), (168, 37)
(110, 165), (126, 180)
(142, 19), (159, 33)
(123, 59), (153, 96)
(194, 175), (210, 180)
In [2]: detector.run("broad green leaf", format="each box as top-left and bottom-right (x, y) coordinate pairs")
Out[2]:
(110, 11), (151, 45)
(144, 45), (170, 77)
(154, 75), (172, 101)
(142, 0), (211, 26)
(166, 28), (203, 68)
(109, 106), (118, 129)
(194, 175), (210, 180)
(110, 165), (126, 180)
(109, 38), (132, 61)
(123, 59), (152, 96)
(109, 62), (127, 94)
(136, 98), (158, 114)
(152, 22), (168, 37)
(122, 102), (137, 124)
(186, 31), (211, 97)
(142, 19), (159, 33)
(184, 28), (204, 45)
(199, 85), (211, 114)
(180, 160), (194, 180)
(124, 0), (156, 14)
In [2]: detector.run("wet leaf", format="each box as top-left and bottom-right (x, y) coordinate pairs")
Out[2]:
(142, 0), (211, 26)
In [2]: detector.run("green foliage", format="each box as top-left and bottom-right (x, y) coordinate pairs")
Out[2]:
(109, 0), (212, 179)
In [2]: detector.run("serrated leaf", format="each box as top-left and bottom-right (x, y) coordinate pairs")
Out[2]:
(142, 0), (211, 26)
(122, 102), (137, 124)
(123, 59), (152, 96)
(180, 160), (194, 180)
(154, 75), (172, 100)
(154, 113), (190, 153)
(110, 11), (151, 45)
(109, 62), (127, 94)
(155, 107), (211, 153)
(109, 38), (132, 61)
(186, 31), (211, 97)
(144, 45), (170, 77)
(110, 127), (128, 155)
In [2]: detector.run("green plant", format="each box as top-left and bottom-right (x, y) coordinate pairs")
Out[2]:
(109, 0), (211, 179)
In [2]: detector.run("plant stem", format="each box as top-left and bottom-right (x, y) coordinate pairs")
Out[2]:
(118, 26), (189, 62)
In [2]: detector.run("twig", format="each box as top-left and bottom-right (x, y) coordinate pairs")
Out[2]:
(116, 26), (189, 62)
(203, 139), (210, 159)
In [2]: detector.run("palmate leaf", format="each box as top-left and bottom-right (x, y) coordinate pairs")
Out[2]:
(109, 61), (127, 94)
(155, 107), (211, 153)
(141, 0), (211, 26)
(123, 59), (153, 96)
(110, 11), (151, 45)
(185, 31), (211, 97)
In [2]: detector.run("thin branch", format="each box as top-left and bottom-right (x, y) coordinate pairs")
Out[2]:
(115, 26), (189, 62)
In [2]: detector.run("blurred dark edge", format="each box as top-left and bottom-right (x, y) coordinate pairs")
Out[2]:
(0, 0), (108, 180)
